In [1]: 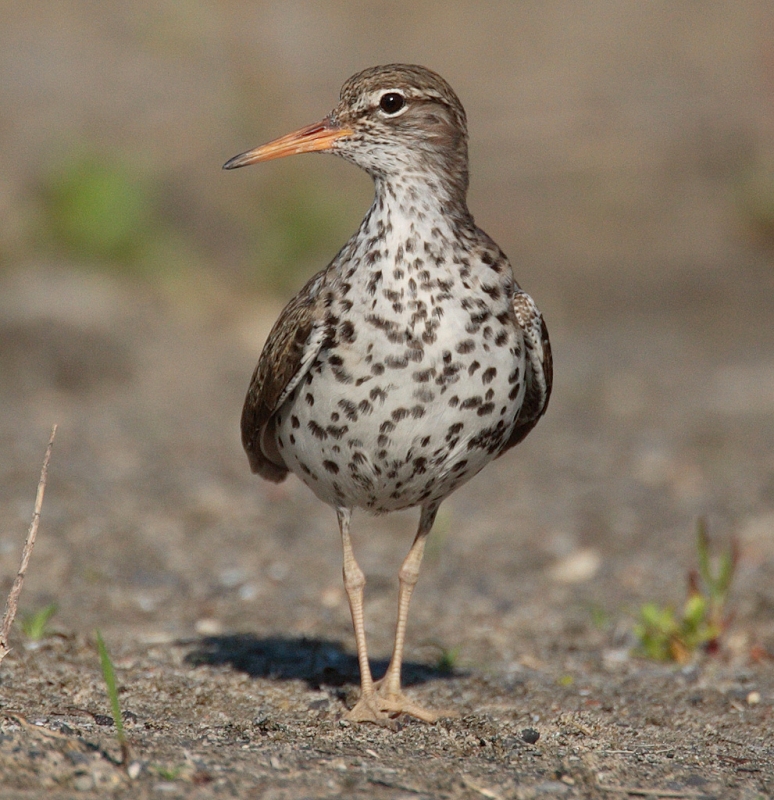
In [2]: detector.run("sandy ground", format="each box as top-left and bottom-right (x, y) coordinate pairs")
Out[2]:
(0, 260), (773, 798)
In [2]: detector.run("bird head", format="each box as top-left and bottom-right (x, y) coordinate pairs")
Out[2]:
(224, 64), (469, 200)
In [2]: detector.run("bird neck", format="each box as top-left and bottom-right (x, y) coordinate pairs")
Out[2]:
(372, 170), (473, 233)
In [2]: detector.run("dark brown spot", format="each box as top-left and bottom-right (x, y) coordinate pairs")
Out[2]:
(340, 320), (356, 343)
(391, 407), (410, 422)
(482, 284), (501, 300)
(477, 402), (495, 416)
(482, 367), (497, 384)
(456, 339), (475, 354)
(365, 313), (393, 332)
(370, 387), (387, 403)
(412, 457), (427, 474)
(367, 271), (383, 294)
(383, 289), (401, 303)
(326, 424), (349, 439)
(291, 415), (300, 428)
(308, 420), (327, 440)
(468, 361), (481, 375)
(385, 355), (408, 369)
(305, 393), (314, 406)
(461, 396), (483, 409)
(446, 422), (464, 440)
(495, 329), (508, 347)
(338, 399), (359, 421)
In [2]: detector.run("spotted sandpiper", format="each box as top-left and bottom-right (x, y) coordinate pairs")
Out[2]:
(224, 64), (552, 725)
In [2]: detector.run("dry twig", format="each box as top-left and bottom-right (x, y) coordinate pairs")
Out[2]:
(461, 774), (504, 800)
(0, 425), (58, 663)
(598, 785), (705, 798)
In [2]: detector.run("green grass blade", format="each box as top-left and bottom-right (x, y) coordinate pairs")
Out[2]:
(19, 603), (58, 640)
(96, 630), (126, 748)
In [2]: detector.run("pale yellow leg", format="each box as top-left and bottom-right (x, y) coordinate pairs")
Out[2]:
(337, 507), (388, 725)
(373, 504), (456, 722)
(339, 504), (456, 725)
(378, 504), (435, 696)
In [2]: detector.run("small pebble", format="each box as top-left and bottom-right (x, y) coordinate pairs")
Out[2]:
(522, 727), (540, 744)
(195, 618), (223, 636)
(747, 690), (761, 705)
(73, 774), (93, 791)
(127, 761), (142, 780)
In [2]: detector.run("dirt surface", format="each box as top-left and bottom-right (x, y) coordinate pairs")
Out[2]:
(1, 261), (773, 799)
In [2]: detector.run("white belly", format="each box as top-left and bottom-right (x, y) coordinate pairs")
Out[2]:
(274, 306), (526, 512)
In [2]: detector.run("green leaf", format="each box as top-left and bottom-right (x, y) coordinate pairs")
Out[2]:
(19, 603), (58, 641)
(683, 594), (707, 630)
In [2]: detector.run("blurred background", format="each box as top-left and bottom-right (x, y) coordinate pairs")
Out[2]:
(1, 2), (773, 659)
(4, 2), (774, 302)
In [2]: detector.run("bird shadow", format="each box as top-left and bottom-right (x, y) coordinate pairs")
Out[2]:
(183, 634), (462, 690)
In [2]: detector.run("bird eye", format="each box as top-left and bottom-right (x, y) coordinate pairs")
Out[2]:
(379, 92), (405, 115)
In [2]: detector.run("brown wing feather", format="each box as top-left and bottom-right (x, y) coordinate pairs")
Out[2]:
(241, 270), (327, 482)
(499, 289), (552, 455)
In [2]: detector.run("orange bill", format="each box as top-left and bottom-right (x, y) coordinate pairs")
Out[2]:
(223, 119), (353, 170)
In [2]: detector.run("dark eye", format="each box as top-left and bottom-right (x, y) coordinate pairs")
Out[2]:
(379, 92), (405, 115)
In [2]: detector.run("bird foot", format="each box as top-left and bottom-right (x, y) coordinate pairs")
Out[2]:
(345, 688), (457, 726)
(344, 694), (401, 729)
